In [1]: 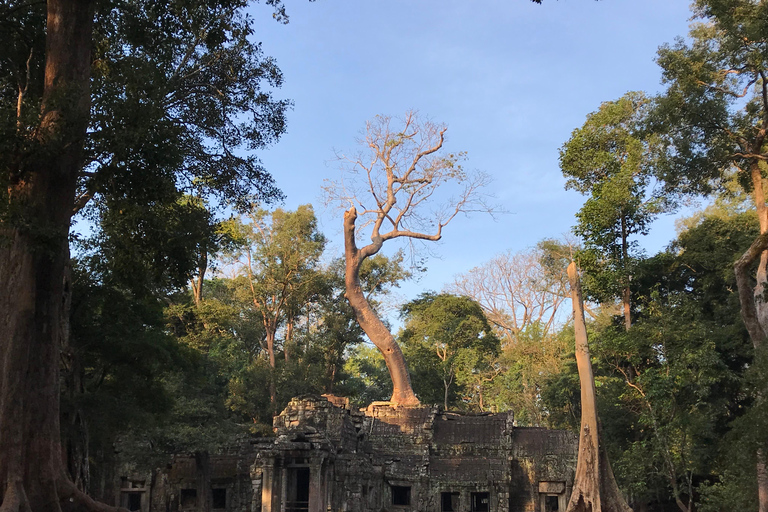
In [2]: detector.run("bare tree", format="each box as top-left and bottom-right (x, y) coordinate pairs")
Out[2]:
(566, 261), (632, 512)
(326, 111), (492, 405)
(449, 243), (570, 346)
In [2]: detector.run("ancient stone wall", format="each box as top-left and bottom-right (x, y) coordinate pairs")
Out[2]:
(121, 395), (577, 512)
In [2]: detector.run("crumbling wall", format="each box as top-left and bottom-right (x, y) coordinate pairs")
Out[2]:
(509, 428), (578, 512)
(135, 396), (578, 512)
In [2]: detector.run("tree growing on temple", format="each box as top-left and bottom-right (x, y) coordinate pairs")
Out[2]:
(325, 111), (492, 405)
(565, 262), (633, 512)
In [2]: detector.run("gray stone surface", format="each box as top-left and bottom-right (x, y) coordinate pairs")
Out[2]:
(119, 395), (577, 512)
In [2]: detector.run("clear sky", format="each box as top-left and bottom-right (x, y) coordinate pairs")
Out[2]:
(248, 0), (696, 303)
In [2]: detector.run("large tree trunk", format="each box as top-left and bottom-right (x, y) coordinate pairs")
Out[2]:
(734, 161), (768, 512)
(343, 207), (419, 406)
(565, 262), (632, 512)
(759, 449), (768, 512)
(0, 2), (124, 510)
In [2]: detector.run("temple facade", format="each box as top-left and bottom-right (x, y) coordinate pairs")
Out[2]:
(117, 395), (577, 512)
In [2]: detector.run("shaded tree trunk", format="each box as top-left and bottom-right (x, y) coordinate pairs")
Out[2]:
(343, 207), (419, 405)
(565, 262), (632, 512)
(195, 452), (211, 512)
(264, 326), (277, 405)
(621, 216), (631, 331)
(734, 162), (768, 512)
(190, 252), (207, 307)
(284, 317), (294, 362)
(0, 1), (125, 511)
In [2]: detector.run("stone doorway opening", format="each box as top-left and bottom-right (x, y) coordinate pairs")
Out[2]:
(286, 467), (310, 512)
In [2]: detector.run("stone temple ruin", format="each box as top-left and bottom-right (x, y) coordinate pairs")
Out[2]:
(117, 395), (577, 512)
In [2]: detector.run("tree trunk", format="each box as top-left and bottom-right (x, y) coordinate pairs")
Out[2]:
(343, 207), (419, 405)
(0, 2), (125, 510)
(738, 161), (768, 512)
(190, 253), (207, 307)
(195, 452), (211, 512)
(284, 318), (293, 362)
(621, 216), (631, 331)
(565, 262), (632, 512)
(265, 327), (277, 405)
(759, 449), (768, 512)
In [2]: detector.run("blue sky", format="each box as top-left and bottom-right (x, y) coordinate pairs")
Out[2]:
(248, 0), (696, 301)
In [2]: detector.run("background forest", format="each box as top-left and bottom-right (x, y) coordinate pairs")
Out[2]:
(2, 1), (768, 512)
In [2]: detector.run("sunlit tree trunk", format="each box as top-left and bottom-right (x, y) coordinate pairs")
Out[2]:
(190, 252), (207, 307)
(263, 322), (277, 405)
(343, 207), (419, 406)
(565, 262), (632, 512)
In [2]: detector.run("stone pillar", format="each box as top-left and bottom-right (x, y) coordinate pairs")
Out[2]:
(309, 460), (324, 512)
(280, 466), (288, 512)
(261, 458), (280, 512)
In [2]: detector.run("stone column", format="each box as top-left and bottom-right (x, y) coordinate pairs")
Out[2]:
(261, 458), (280, 512)
(309, 460), (324, 512)
(280, 466), (288, 512)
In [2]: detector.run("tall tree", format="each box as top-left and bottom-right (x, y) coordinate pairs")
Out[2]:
(233, 205), (326, 404)
(650, 2), (768, 507)
(560, 92), (665, 330)
(565, 262), (633, 512)
(0, 0), (289, 508)
(326, 111), (492, 405)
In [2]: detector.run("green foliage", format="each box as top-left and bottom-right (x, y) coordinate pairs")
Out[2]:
(2, 0), (290, 230)
(651, 0), (768, 196)
(486, 322), (572, 425)
(342, 345), (392, 407)
(399, 293), (499, 410)
(234, 205), (327, 320)
(64, 260), (180, 459)
(561, 92), (667, 307)
(83, 196), (222, 295)
(542, 208), (756, 510)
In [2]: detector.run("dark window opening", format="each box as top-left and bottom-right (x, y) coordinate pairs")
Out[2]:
(124, 492), (141, 511)
(471, 492), (490, 512)
(180, 488), (197, 509)
(441, 492), (460, 511)
(286, 467), (310, 512)
(392, 485), (411, 506)
(212, 488), (226, 509)
(545, 495), (559, 511)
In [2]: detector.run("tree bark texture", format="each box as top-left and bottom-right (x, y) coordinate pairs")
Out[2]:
(343, 207), (419, 405)
(0, 1), (124, 510)
(565, 262), (632, 512)
(735, 162), (768, 512)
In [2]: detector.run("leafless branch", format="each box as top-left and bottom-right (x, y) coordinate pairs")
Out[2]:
(327, 110), (496, 260)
